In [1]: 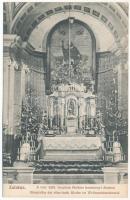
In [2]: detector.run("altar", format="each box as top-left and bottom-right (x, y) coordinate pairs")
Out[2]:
(36, 82), (106, 161)
(40, 136), (103, 161)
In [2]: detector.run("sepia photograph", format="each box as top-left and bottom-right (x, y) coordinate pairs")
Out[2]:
(2, 1), (128, 197)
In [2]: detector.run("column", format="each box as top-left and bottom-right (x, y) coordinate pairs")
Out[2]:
(86, 98), (91, 128)
(61, 98), (65, 129)
(3, 35), (17, 160)
(64, 99), (67, 131)
(50, 97), (53, 129)
(40, 73), (46, 111)
(13, 63), (27, 136)
(8, 61), (15, 135)
(58, 97), (62, 129)
(3, 56), (9, 129)
(79, 98), (82, 129)
(3, 35), (28, 163)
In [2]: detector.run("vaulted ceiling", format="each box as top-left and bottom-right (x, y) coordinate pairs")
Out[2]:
(7, 2), (128, 52)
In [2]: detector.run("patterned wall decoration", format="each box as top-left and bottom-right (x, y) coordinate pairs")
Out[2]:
(10, 3), (128, 44)
(47, 19), (95, 92)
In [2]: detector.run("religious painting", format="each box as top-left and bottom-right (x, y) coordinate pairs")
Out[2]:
(48, 18), (95, 91)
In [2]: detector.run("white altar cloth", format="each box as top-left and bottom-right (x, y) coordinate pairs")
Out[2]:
(40, 136), (103, 161)
(43, 136), (102, 150)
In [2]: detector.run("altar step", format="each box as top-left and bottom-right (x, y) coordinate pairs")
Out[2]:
(32, 161), (113, 174)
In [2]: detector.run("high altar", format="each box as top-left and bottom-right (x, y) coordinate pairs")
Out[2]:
(39, 82), (105, 161)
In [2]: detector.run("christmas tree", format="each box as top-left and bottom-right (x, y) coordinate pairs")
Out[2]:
(21, 87), (43, 136)
(104, 77), (128, 160)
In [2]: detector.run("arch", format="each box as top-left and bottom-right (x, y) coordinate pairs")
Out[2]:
(10, 2), (128, 52)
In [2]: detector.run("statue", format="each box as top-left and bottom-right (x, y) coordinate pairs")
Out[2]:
(9, 36), (23, 70)
(113, 140), (122, 162)
(9, 36), (29, 71)
(68, 99), (75, 116)
(18, 132), (31, 162)
(34, 121), (48, 159)
(20, 142), (30, 162)
(34, 133), (43, 160)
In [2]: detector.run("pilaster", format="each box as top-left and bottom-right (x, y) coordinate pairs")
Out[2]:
(3, 35), (28, 162)
(3, 34), (17, 134)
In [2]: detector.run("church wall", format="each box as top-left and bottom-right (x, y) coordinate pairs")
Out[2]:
(3, 56), (10, 128)
(3, 3), (11, 34)
(97, 51), (128, 121)
(118, 64), (128, 119)
(96, 52), (119, 116)
(21, 50), (47, 110)
(96, 51), (128, 157)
